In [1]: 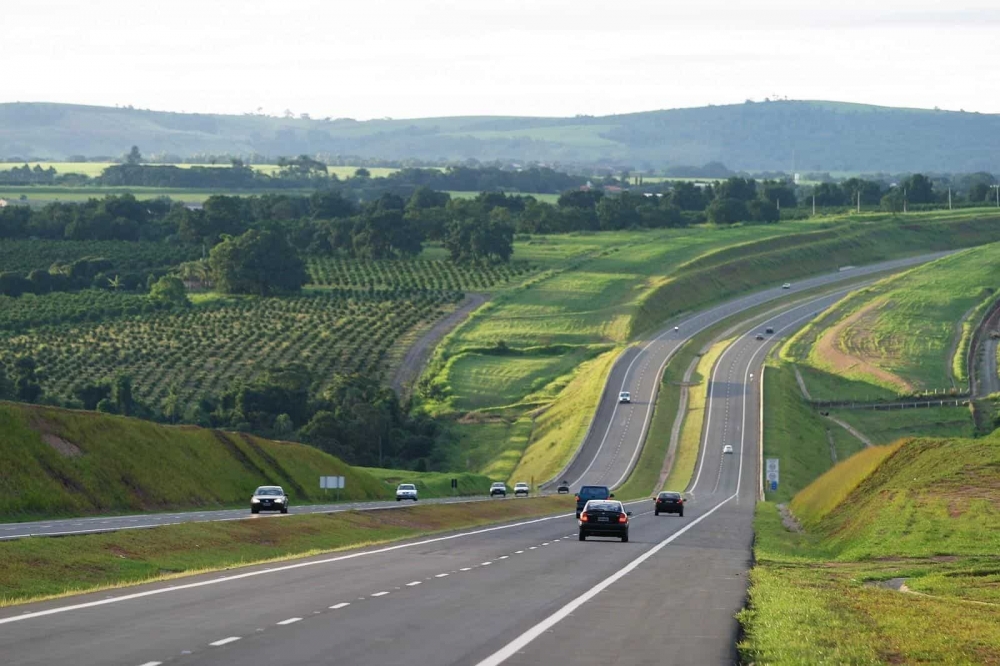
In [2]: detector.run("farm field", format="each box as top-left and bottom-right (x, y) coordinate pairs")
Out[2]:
(0, 239), (199, 276)
(0, 162), (415, 179)
(741, 437), (1000, 665)
(0, 290), (463, 413)
(783, 242), (1000, 398)
(445, 190), (560, 203)
(0, 185), (316, 204)
(305, 256), (535, 292)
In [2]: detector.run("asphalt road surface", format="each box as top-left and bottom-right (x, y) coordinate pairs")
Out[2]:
(545, 252), (950, 492)
(0, 495), (501, 541)
(0, 264), (922, 666)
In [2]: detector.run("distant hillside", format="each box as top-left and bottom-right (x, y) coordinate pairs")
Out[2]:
(2, 100), (999, 172)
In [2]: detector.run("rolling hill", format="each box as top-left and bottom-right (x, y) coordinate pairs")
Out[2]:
(2, 100), (999, 172)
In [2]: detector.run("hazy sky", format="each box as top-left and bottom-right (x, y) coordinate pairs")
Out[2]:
(4, 0), (999, 119)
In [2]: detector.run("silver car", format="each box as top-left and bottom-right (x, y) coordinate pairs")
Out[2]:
(396, 483), (418, 501)
(251, 485), (288, 514)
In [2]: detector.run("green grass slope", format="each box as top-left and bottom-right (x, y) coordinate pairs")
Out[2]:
(4, 100), (1000, 171)
(0, 401), (392, 518)
(784, 242), (1000, 397)
(741, 436), (1000, 665)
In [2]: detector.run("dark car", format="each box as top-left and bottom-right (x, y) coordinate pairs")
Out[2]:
(251, 485), (288, 514)
(755, 333), (765, 340)
(556, 480), (570, 494)
(765, 327), (774, 334)
(578, 500), (631, 542)
(654, 491), (684, 517)
(575, 485), (613, 518)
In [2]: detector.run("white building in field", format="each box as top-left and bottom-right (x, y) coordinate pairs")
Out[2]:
(0, 199), (9, 207)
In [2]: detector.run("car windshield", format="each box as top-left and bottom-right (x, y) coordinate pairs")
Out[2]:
(659, 492), (681, 499)
(516, 483), (528, 487)
(398, 484), (415, 490)
(491, 483), (505, 488)
(585, 501), (620, 512)
(255, 487), (282, 496)
(579, 486), (610, 499)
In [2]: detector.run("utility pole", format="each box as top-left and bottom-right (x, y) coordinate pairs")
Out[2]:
(948, 187), (952, 210)
(992, 184), (1000, 208)
(812, 194), (816, 217)
(856, 190), (861, 214)
(903, 187), (907, 214)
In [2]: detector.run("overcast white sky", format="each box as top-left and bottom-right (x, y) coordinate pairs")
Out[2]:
(4, 0), (999, 119)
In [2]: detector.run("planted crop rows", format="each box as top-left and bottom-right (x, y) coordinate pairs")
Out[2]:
(306, 257), (533, 291)
(0, 239), (199, 274)
(1, 290), (462, 411)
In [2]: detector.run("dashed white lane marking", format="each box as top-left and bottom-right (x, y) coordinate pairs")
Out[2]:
(330, 603), (350, 610)
(498, 555), (509, 560)
(406, 581), (422, 586)
(514, 550), (524, 554)
(541, 542), (550, 546)
(481, 561), (492, 566)
(371, 591), (390, 597)
(137, 662), (162, 666)
(435, 573), (449, 578)
(529, 546), (537, 550)
(209, 637), (241, 647)
(460, 567), (473, 571)
(276, 617), (302, 625)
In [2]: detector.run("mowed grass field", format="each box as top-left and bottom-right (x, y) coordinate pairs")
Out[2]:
(741, 437), (1000, 664)
(784, 242), (1000, 398)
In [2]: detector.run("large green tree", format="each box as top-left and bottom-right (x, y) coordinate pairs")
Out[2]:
(209, 228), (307, 295)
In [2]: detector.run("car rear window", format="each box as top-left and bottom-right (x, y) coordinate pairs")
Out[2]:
(579, 486), (610, 499)
(399, 484), (415, 490)
(659, 492), (681, 499)
(586, 501), (620, 512)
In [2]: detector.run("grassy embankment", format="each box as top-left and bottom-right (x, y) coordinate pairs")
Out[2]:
(783, 241), (1000, 401)
(740, 436), (1000, 665)
(432, 211), (1000, 487)
(357, 466), (493, 496)
(423, 222), (832, 483)
(0, 401), (399, 519)
(0, 495), (573, 606)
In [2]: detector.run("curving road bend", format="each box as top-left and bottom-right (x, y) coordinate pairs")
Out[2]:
(0, 264), (924, 666)
(548, 252), (950, 492)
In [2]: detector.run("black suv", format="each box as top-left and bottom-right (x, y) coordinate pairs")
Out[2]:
(654, 491), (684, 517)
(575, 485), (613, 518)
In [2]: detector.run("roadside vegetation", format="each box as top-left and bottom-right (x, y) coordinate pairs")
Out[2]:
(784, 242), (1000, 400)
(0, 495), (573, 606)
(740, 436), (1000, 665)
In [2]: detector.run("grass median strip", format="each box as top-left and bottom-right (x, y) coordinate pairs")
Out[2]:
(0, 495), (573, 607)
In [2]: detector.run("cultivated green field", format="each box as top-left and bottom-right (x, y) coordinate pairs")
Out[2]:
(0, 162), (412, 179)
(0, 185), (316, 204)
(784, 242), (1000, 398)
(0, 290), (461, 412)
(741, 437), (1000, 664)
(0, 401), (391, 518)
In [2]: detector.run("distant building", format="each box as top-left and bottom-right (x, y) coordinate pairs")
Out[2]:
(0, 199), (8, 207)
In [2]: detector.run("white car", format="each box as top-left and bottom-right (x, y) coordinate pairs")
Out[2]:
(782, 283), (792, 289)
(395, 483), (418, 501)
(723, 445), (734, 454)
(490, 482), (507, 497)
(250, 485), (288, 514)
(514, 482), (530, 497)
(618, 391), (631, 404)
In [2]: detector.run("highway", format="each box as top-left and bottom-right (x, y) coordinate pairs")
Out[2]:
(0, 495), (503, 541)
(0, 257), (937, 666)
(546, 252), (949, 491)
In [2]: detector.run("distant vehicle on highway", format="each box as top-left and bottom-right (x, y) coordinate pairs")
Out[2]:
(618, 391), (631, 403)
(250, 485), (288, 514)
(396, 483), (418, 501)
(782, 283), (792, 289)
(556, 480), (570, 494)
(654, 491), (684, 517)
(723, 445), (734, 454)
(490, 482), (507, 497)
(755, 333), (765, 340)
(674, 326), (679, 331)
(575, 485), (613, 517)
(765, 327), (774, 334)
(578, 499), (631, 542)
(514, 482), (530, 496)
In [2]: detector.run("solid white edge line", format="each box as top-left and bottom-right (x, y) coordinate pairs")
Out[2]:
(474, 492), (737, 666)
(0, 512), (574, 626)
(276, 617), (302, 625)
(209, 636), (241, 647)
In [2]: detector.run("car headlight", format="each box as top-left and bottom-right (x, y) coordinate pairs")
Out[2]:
(274, 497), (285, 503)
(252, 498), (260, 503)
